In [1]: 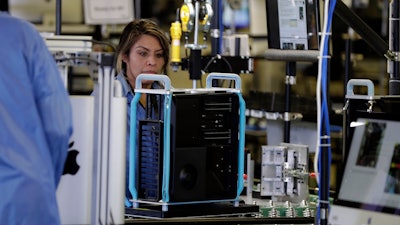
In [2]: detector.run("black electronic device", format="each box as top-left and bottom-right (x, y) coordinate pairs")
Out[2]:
(329, 79), (400, 225)
(266, 0), (320, 50)
(136, 91), (240, 203)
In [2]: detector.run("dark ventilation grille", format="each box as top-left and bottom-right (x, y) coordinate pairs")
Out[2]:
(137, 120), (163, 201)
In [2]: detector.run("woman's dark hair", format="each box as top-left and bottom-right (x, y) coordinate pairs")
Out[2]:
(116, 19), (170, 75)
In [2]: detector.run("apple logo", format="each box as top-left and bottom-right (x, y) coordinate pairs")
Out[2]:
(62, 141), (80, 175)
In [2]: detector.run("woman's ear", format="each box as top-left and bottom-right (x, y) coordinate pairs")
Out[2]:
(122, 54), (128, 63)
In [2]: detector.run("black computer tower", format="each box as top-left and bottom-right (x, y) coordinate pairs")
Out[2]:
(136, 91), (240, 203)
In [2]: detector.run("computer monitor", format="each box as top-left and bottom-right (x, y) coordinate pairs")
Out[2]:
(329, 113), (400, 224)
(265, 0), (320, 50)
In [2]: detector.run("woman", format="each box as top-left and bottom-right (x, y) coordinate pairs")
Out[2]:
(115, 18), (170, 101)
(114, 19), (170, 202)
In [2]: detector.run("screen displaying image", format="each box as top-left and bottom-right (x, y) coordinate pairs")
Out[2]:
(338, 118), (400, 213)
(355, 121), (386, 168)
(384, 144), (400, 194)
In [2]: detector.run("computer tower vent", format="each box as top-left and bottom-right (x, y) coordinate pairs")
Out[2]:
(137, 120), (163, 201)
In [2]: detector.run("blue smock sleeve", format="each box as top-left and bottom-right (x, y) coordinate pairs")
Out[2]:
(0, 13), (73, 225)
(31, 28), (73, 185)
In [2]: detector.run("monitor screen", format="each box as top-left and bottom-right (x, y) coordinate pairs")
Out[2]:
(265, 0), (320, 50)
(329, 116), (400, 225)
(338, 118), (400, 212)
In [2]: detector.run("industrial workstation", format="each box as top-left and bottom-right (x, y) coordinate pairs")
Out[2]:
(2, 0), (400, 224)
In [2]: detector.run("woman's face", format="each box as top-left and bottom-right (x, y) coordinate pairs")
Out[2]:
(123, 34), (165, 88)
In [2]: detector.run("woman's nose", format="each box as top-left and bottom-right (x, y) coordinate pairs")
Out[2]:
(147, 55), (156, 66)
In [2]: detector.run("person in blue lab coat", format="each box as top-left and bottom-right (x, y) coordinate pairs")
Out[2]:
(114, 19), (170, 203)
(0, 13), (73, 224)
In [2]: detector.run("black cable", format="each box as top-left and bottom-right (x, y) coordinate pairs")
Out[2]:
(202, 54), (234, 88)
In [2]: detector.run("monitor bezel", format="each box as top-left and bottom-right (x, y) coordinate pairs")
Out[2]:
(334, 105), (400, 216)
(265, 0), (320, 50)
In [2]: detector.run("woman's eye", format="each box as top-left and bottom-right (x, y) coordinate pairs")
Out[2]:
(156, 53), (164, 58)
(138, 51), (147, 57)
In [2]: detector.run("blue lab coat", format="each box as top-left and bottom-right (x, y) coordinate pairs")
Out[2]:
(0, 13), (73, 224)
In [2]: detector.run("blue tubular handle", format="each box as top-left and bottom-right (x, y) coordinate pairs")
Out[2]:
(205, 72), (241, 90)
(135, 74), (171, 90)
(236, 92), (246, 200)
(162, 94), (172, 203)
(346, 79), (374, 98)
(128, 93), (141, 204)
